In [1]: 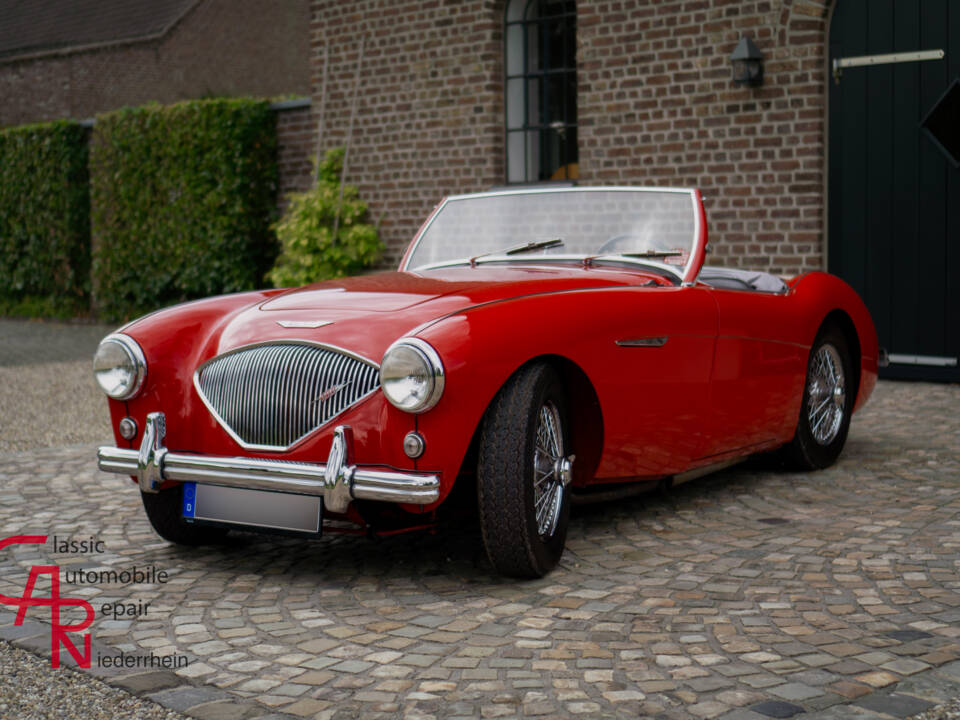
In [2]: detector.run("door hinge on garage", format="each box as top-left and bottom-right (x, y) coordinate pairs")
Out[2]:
(832, 49), (945, 84)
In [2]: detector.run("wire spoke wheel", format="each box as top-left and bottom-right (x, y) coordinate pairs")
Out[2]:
(785, 326), (854, 470)
(533, 402), (565, 539)
(806, 343), (846, 445)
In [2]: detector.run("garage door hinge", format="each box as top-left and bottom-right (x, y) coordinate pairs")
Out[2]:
(832, 49), (945, 84)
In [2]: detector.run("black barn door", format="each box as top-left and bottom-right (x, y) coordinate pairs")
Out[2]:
(829, 0), (959, 381)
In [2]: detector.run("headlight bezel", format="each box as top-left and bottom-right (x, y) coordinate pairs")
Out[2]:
(380, 338), (445, 413)
(93, 333), (147, 401)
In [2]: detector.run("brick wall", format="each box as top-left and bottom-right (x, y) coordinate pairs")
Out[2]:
(275, 102), (316, 211)
(0, 0), (310, 127)
(308, 1), (506, 267)
(307, 0), (833, 275)
(577, 0), (833, 276)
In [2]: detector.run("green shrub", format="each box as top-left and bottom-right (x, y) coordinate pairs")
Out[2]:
(268, 148), (382, 287)
(91, 99), (278, 320)
(0, 120), (90, 317)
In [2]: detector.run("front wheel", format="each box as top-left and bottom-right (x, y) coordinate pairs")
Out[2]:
(785, 327), (854, 470)
(477, 363), (574, 578)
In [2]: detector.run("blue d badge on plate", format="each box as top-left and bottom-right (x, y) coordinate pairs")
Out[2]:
(182, 482), (197, 518)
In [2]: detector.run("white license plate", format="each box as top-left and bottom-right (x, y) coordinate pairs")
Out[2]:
(182, 482), (322, 534)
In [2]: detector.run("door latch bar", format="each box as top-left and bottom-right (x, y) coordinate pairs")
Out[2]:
(832, 49), (944, 84)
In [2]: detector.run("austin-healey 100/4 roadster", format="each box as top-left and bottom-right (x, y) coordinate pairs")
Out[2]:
(95, 187), (878, 577)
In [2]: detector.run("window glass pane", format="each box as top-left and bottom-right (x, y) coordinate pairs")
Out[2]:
(507, 131), (526, 183)
(565, 72), (577, 124)
(567, 126), (579, 168)
(546, 75), (566, 124)
(565, 20), (577, 69)
(506, 25), (524, 76)
(523, 0), (539, 22)
(546, 19), (568, 70)
(526, 130), (540, 181)
(540, 0), (571, 19)
(527, 78), (541, 127)
(544, 126), (562, 178)
(526, 22), (540, 73)
(507, 78), (524, 129)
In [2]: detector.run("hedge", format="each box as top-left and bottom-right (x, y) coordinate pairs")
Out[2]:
(91, 99), (278, 320)
(0, 120), (90, 317)
(268, 148), (383, 287)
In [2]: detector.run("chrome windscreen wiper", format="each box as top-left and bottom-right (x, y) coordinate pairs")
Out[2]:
(615, 250), (683, 258)
(469, 238), (564, 267)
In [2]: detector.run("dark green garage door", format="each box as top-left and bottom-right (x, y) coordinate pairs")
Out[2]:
(829, 0), (959, 381)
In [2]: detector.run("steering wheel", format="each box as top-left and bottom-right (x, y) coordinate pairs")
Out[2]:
(598, 234), (645, 254)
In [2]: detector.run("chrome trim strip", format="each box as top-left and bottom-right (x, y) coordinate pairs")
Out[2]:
(616, 337), (668, 348)
(671, 457), (743, 486)
(276, 320), (333, 329)
(680, 190), (702, 286)
(192, 340), (381, 452)
(98, 412), (440, 513)
(887, 353), (957, 368)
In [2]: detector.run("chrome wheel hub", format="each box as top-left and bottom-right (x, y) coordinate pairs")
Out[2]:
(807, 343), (846, 445)
(533, 401), (573, 539)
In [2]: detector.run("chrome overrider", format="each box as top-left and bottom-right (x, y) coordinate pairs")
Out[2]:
(97, 412), (441, 514)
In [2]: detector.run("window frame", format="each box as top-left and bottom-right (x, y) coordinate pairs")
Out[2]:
(503, 0), (578, 184)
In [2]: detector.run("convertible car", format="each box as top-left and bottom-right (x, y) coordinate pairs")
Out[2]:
(95, 187), (878, 577)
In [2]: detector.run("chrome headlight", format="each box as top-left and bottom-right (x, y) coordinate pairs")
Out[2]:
(93, 334), (147, 400)
(380, 338), (444, 413)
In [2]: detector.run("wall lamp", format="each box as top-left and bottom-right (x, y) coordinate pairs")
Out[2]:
(731, 35), (764, 87)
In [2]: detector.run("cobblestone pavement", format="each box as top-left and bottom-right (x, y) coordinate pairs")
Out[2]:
(0, 321), (958, 719)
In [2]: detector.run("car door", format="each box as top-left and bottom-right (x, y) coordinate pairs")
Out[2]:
(699, 287), (808, 460)
(589, 285), (719, 479)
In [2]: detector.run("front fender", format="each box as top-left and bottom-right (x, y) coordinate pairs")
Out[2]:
(409, 284), (718, 493)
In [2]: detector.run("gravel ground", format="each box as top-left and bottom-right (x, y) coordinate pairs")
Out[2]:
(0, 360), (112, 452)
(0, 642), (186, 720)
(914, 699), (960, 720)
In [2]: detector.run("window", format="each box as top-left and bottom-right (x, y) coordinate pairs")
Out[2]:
(505, 0), (578, 183)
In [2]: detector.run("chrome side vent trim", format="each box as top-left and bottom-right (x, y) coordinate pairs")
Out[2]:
(194, 341), (380, 451)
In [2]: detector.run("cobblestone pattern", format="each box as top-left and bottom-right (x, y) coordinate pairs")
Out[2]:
(0, 380), (958, 719)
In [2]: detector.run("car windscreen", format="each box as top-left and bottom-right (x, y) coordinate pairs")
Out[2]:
(405, 188), (698, 277)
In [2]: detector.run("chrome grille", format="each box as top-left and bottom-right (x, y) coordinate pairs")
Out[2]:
(194, 342), (380, 451)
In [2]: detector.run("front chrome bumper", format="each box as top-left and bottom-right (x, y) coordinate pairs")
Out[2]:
(97, 412), (440, 513)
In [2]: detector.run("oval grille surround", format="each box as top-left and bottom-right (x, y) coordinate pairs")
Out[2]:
(194, 342), (380, 451)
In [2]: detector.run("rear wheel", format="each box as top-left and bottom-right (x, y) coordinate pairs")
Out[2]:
(477, 363), (573, 578)
(140, 484), (228, 546)
(786, 327), (854, 470)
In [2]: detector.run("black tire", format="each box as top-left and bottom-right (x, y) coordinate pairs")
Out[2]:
(785, 327), (854, 470)
(477, 363), (572, 578)
(140, 484), (228, 546)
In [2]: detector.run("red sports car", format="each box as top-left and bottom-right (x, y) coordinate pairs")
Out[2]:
(95, 187), (879, 577)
